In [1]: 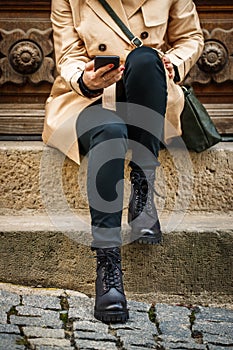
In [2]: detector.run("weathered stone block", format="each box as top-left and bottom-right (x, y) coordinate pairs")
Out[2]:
(1, 142), (232, 214)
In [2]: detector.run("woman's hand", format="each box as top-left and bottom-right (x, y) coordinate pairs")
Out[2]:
(162, 56), (175, 79)
(82, 60), (125, 90)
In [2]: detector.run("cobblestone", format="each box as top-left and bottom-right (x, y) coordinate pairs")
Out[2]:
(0, 284), (232, 349)
(10, 313), (63, 328)
(0, 324), (21, 335)
(73, 330), (116, 341)
(74, 339), (118, 349)
(193, 306), (233, 348)
(35, 347), (73, 350)
(22, 295), (62, 310)
(23, 327), (65, 339)
(0, 334), (25, 349)
(207, 347), (233, 350)
(29, 338), (72, 348)
(0, 289), (21, 306)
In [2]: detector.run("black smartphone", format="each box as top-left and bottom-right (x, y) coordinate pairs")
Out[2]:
(94, 55), (120, 71)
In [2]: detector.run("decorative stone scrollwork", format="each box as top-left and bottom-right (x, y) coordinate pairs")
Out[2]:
(0, 28), (54, 85)
(188, 27), (233, 84)
(9, 40), (43, 75)
(198, 40), (228, 74)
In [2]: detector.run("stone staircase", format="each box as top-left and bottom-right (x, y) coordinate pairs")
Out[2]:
(0, 141), (232, 302)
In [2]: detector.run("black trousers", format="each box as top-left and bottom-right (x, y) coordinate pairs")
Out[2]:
(76, 46), (167, 248)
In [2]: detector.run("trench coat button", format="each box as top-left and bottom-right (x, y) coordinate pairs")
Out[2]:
(99, 44), (107, 51)
(140, 31), (149, 39)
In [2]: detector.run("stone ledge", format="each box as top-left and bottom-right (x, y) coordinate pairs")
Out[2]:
(0, 213), (232, 296)
(0, 140), (232, 150)
(1, 141), (233, 213)
(0, 212), (232, 233)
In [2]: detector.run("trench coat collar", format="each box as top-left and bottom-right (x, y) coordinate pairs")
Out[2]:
(86, 0), (148, 45)
(122, 0), (148, 18)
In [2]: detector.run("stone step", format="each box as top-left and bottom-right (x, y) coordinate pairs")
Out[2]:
(0, 141), (232, 214)
(0, 213), (232, 298)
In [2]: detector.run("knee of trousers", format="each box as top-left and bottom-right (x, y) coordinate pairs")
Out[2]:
(90, 123), (128, 152)
(77, 106), (128, 154)
(125, 46), (163, 72)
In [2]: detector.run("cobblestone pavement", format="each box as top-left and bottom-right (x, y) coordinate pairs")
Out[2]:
(0, 285), (233, 350)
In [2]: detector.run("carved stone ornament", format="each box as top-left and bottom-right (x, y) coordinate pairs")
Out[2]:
(188, 28), (233, 84)
(0, 28), (54, 85)
(9, 40), (43, 75)
(198, 40), (228, 73)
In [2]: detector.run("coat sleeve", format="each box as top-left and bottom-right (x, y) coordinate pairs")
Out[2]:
(51, 0), (89, 94)
(165, 0), (204, 82)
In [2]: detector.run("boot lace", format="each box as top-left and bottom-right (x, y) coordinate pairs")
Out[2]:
(132, 176), (147, 216)
(97, 249), (123, 292)
(131, 172), (163, 219)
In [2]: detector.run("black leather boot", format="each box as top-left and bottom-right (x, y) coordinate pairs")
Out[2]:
(128, 169), (162, 244)
(94, 247), (129, 323)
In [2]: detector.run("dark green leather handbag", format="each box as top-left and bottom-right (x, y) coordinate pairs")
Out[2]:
(180, 86), (222, 152)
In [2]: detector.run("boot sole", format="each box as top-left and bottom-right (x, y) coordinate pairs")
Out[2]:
(94, 309), (129, 324)
(134, 236), (162, 244)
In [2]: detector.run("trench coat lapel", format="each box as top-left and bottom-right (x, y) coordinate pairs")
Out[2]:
(86, 0), (147, 44)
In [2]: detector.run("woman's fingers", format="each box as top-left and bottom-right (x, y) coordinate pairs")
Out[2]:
(83, 61), (125, 90)
(101, 65), (125, 84)
(162, 55), (175, 79)
(85, 60), (95, 71)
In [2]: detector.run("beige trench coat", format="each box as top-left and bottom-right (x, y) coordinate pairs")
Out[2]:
(42, 0), (204, 164)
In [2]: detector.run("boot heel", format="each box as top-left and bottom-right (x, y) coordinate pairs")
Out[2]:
(134, 230), (162, 244)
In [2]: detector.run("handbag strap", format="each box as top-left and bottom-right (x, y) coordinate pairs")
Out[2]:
(98, 0), (143, 48)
